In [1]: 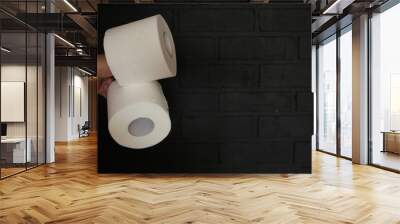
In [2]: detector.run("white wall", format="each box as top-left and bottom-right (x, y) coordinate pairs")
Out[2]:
(55, 67), (70, 141)
(1, 65), (40, 137)
(1, 65), (29, 140)
(71, 73), (89, 138)
(54, 67), (89, 141)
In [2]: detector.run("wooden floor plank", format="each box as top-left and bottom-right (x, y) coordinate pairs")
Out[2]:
(1, 135), (400, 223)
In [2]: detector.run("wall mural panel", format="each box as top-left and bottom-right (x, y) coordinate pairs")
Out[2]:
(97, 3), (312, 173)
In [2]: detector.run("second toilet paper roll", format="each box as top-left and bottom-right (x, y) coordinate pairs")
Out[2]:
(103, 14), (177, 85)
(107, 81), (171, 149)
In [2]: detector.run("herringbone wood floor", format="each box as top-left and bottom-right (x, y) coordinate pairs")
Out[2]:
(1, 135), (400, 224)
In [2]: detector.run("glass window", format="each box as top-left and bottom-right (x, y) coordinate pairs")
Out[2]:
(339, 28), (352, 158)
(1, 31), (28, 177)
(27, 31), (39, 169)
(317, 36), (337, 154)
(0, 2), (46, 179)
(370, 3), (400, 171)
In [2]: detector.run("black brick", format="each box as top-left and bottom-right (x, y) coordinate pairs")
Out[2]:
(285, 36), (299, 60)
(260, 63), (310, 88)
(182, 115), (257, 139)
(299, 36), (311, 59)
(177, 37), (216, 60)
(180, 64), (259, 88)
(180, 63), (216, 88)
(220, 92), (292, 112)
(219, 37), (296, 60)
(180, 9), (254, 32)
(215, 64), (259, 88)
(169, 93), (218, 112)
(296, 92), (313, 112)
(294, 142), (311, 164)
(220, 142), (293, 165)
(259, 9), (309, 32)
(160, 143), (220, 166)
(260, 116), (313, 138)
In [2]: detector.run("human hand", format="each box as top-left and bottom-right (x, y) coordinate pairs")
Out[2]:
(98, 77), (114, 98)
(97, 54), (114, 97)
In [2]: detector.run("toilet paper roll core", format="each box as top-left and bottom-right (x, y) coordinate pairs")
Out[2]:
(128, 117), (155, 137)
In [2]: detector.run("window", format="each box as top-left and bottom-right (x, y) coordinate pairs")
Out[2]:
(317, 35), (337, 155)
(370, 2), (400, 171)
(0, 2), (47, 179)
(316, 25), (353, 159)
(339, 28), (352, 158)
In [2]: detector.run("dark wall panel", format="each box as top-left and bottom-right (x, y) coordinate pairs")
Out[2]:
(98, 3), (312, 173)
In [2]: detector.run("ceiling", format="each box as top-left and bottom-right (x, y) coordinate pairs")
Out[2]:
(0, 0), (392, 71)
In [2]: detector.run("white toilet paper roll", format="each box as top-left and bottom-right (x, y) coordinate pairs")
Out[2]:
(107, 81), (171, 149)
(103, 14), (177, 85)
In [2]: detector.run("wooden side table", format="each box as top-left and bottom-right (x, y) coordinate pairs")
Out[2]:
(381, 131), (400, 154)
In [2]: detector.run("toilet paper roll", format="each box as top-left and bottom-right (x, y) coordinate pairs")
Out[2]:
(107, 81), (171, 149)
(103, 14), (177, 85)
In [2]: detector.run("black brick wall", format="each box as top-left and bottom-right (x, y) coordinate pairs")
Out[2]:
(98, 3), (312, 173)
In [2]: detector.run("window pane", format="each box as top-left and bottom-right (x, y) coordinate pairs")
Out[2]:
(318, 37), (337, 154)
(1, 31), (28, 178)
(340, 29), (352, 158)
(0, 2), (46, 179)
(26, 31), (38, 169)
(371, 3), (400, 171)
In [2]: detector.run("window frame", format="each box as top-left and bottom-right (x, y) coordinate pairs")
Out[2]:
(315, 24), (353, 160)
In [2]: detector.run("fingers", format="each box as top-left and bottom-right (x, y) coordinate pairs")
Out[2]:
(97, 54), (114, 97)
(97, 54), (113, 79)
(98, 77), (114, 98)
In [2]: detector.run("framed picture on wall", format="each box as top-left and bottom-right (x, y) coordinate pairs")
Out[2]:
(1, 81), (25, 122)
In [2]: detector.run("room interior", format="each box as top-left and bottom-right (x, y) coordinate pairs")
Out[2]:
(0, 0), (400, 223)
